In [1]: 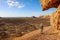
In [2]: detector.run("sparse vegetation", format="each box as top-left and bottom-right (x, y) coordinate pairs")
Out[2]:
(0, 16), (50, 40)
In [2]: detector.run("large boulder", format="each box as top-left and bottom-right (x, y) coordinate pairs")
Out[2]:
(40, 0), (60, 11)
(50, 5), (60, 33)
(40, 0), (60, 33)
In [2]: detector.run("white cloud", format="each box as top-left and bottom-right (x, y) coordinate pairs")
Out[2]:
(6, 0), (25, 8)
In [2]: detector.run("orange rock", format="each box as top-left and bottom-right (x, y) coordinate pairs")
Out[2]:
(40, 0), (60, 11)
(50, 5), (60, 32)
(40, 0), (60, 33)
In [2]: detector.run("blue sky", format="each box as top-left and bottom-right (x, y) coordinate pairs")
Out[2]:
(0, 0), (56, 17)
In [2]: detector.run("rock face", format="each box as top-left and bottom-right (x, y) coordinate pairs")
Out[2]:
(50, 10), (58, 31)
(50, 5), (60, 31)
(40, 0), (60, 11)
(40, 0), (60, 33)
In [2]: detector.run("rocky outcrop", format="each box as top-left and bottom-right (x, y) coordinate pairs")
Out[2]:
(40, 0), (60, 33)
(40, 0), (60, 11)
(39, 15), (50, 19)
(50, 5), (60, 31)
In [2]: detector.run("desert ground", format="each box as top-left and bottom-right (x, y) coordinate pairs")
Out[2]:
(0, 15), (51, 40)
(0, 15), (60, 40)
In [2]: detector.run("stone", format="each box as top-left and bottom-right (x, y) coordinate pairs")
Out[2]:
(50, 5), (60, 32)
(40, 0), (60, 33)
(40, 0), (60, 11)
